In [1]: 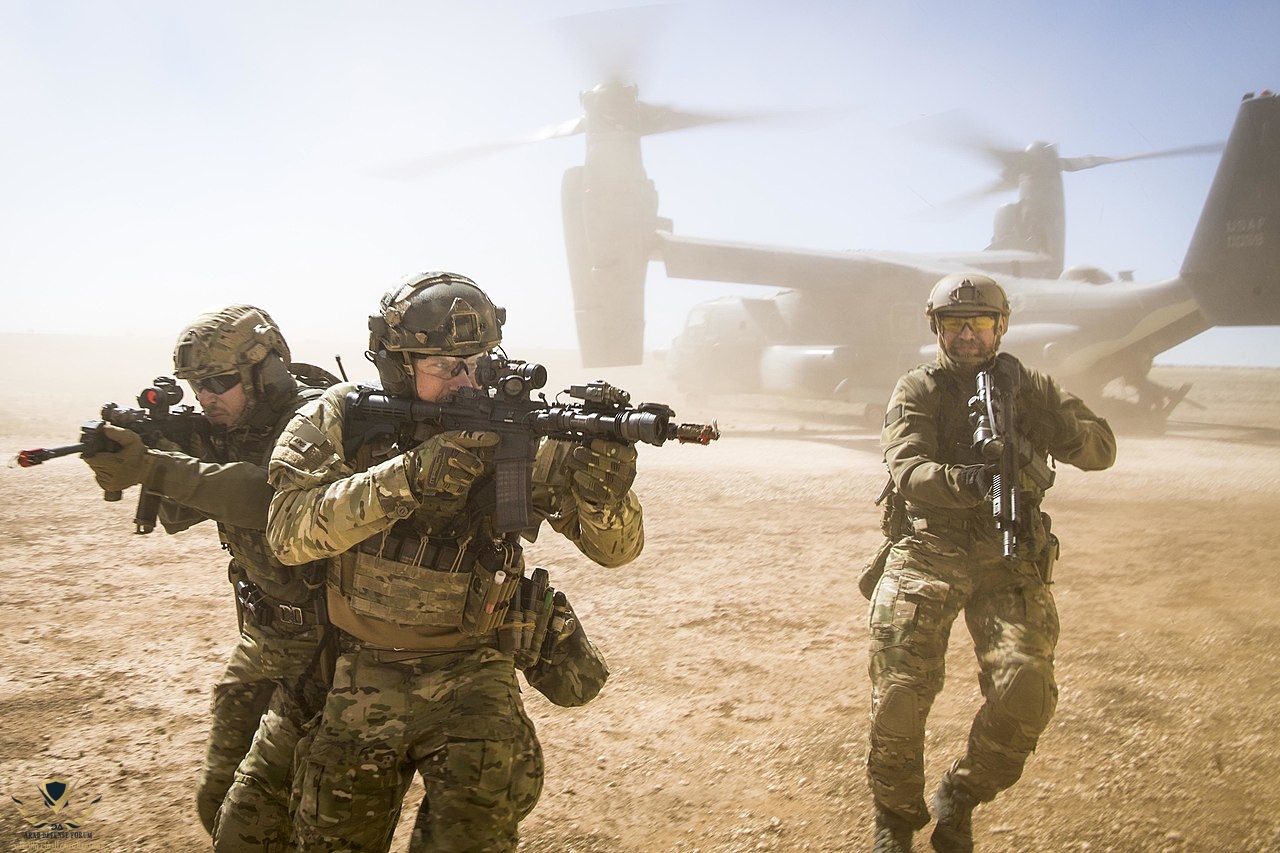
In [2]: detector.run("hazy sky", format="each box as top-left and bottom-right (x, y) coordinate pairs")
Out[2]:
(2, 0), (1278, 365)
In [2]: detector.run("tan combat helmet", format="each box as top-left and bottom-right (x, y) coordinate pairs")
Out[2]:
(925, 273), (1011, 333)
(367, 271), (505, 396)
(173, 304), (291, 381)
(173, 304), (292, 405)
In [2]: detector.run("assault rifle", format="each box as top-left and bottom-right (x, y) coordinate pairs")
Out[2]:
(345, 352), (719, 533)
(969, 354), (1054, 560)
(17, 376), (210, 534)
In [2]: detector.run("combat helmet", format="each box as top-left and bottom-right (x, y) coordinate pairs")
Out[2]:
(925, 273), (1010, 332)
(172, 304), (295, 427)
(173, 304), (291, 385)
(368, 271), (505, 396)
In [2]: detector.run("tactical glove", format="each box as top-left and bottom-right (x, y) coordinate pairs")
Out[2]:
(82, 424), (153, 492)
(406, 430), (499, 501)
(565, 439), (637, 506)
(956, 463), (993, 503)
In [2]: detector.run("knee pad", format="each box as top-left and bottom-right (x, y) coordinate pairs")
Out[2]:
(872, 684), (922, 741)
(994, 665), (1057, 735)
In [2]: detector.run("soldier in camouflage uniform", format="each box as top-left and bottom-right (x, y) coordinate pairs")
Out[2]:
(265, 271), (643, 852)
(82, 305), (332, 842)
(865, 274), (1116, 853)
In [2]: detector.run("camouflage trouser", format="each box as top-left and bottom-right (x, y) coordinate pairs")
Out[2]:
(291, 643), (544, 853)
(212, 638), (334, 853)
(196, 619), (328, 835)
(866, 530), (1059, 828)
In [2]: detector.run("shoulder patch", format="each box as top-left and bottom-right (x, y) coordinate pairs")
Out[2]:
(287, 417), (331, 456)
(884, 404), (905, 428)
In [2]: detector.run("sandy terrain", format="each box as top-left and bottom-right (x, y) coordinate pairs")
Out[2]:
(1, 335), (1279, 852)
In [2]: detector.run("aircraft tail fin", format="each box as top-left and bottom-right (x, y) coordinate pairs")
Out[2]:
(1180, 91), (1280, 324)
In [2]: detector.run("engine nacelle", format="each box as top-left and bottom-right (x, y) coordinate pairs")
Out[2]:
(759, 345), (856, 397)
(561, 145), (659, 367)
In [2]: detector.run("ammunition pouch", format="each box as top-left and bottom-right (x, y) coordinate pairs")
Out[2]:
(335, 532), (522, 636)
(500, 571), (608, 707)
(460, 542), (524, 636)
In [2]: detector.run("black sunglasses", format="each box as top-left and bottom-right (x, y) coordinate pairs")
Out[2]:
(194, 373), (242, 395)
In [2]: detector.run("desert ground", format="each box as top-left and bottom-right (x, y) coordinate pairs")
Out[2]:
(1, 334), (1279, 852)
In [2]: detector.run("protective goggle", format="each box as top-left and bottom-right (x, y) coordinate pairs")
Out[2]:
(937, 314), (999, 333)
(192, 373), (242, 395)
(409, 352), (485, 380)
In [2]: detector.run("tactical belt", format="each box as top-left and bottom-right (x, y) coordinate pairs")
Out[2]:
(236, 580), (327, 628)
(333, 635), (492, 662)
(358, 532), (481, 574)
(910, 514), (980, 534)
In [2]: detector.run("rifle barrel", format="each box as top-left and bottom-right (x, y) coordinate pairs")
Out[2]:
(15, 442), (86, 467)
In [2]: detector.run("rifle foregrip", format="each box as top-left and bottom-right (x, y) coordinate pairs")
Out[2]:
(133, 490), (161, 534)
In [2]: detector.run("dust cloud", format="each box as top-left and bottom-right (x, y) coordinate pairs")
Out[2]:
(3, 335), (1280, 851)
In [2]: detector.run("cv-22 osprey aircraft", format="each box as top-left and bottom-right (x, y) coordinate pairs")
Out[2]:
(550, 86), (1278, 422)
(393, 84), (1278, 422)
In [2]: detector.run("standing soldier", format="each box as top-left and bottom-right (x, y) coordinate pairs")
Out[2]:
(81, 305), (333, 842)
(265, 271), (642, 852)
(864, 274), (1116, 852)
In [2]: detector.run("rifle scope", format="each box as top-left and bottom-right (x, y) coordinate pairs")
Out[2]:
(138, 376), (184, 413)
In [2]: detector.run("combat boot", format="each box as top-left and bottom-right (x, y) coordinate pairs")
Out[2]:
(873, 806), (914, 853)
(930, 777), (976, 853)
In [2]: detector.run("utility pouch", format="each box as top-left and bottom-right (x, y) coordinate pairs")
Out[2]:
(459, 542), (522, 637)
(538, 591), (574, 666)
(515, 579), (610, 707)
(859, 537), (895, 600)
(1038, 533), (1060, 585)
(504, 568), (552, 669)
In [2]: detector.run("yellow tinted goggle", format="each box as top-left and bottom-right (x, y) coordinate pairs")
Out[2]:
(938, 315), (998, 333)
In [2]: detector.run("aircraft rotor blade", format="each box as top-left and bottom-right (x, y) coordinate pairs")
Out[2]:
(1059, 141), (1224, 173)
(372, 117), (586, 179)
(930, 130), (1222, 214)
(908, 110), (1223, 209)
(920, 176), (1013, 218)
(638, 103), (834, 137)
